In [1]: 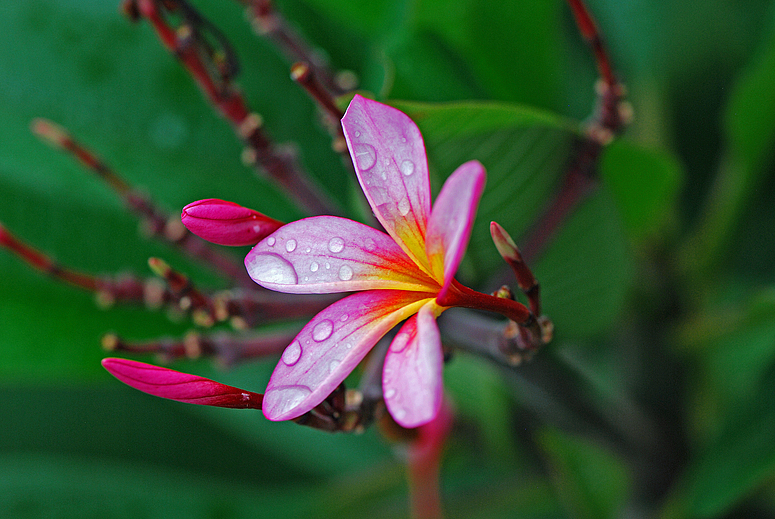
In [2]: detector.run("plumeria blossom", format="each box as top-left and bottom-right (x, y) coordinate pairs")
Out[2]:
(100, 95), (535, 429)
(244, 95), (532, 428)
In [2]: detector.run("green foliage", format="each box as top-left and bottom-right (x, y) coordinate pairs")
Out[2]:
(2, 0), (775, 517)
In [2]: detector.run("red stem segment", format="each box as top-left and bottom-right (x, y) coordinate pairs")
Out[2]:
(31, 118), (250, 286)
(127, 0), (337, 215)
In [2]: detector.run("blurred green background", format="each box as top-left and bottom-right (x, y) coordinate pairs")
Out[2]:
(2, 0), (775, 517)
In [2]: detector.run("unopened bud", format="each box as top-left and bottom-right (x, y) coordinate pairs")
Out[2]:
(181, 198), (283, 246)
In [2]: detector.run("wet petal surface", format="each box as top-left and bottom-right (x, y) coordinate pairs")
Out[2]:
(245, 216), (438, 294)
(382, 302), (444, 428)
(263, 290), (434, 421)
(342, 95), (432, 273)
(425, 160), (486, 299)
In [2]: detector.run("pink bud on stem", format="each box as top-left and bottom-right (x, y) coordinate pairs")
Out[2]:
(181, 199), (283, 246)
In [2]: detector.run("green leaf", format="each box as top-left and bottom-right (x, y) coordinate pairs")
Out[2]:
(600, 139), (683, 240)
(538, 427), (632, 519)
(663, 385), (775, 519)
(0, 452), (312, 519)
(680, 14), (775, 278)
(414, 0), (565, 109)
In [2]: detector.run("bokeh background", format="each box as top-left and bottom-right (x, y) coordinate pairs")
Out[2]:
(2, 0), (775, 517)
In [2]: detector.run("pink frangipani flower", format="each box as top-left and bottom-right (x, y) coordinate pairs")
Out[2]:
(244, 95), (532, 428)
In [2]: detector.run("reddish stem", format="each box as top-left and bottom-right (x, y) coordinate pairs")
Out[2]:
(566, 0), (616, 87)
(440, 280), (532, 325)
(239, 0), (345, 96)
(31, 118), (251, 286)
(131, 0), (337, 215)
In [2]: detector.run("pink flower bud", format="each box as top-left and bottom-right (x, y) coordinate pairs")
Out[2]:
(102, 358), (263, 409)
(181, 198), (283, 246)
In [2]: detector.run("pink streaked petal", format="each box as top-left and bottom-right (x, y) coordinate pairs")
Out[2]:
(244, 216), (438, 294)
(425, 160), (486, 300)
(181, 198), (283, 247)
(262, 290), (434, 421)
(341, 95), (432, 273)
(101, 358), (263, 409)
(382, 302), (444, 428)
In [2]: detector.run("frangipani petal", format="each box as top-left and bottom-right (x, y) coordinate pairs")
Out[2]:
(263, 290), (434, 421)
(382, 302), (444, 428)
(245, 216), (439, 294)
(181, 198), (283, 246)
(101, 358), (263, 409)
(426, 161), (486, 300)
(342, 95), (432, 273)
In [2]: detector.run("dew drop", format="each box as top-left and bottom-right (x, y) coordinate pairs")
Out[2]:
(264, 385), (311, 418)
(285, 239), (297, 252)
(306, 247), (311, 253)
(266, 237), (276, 247)
(338, 265), (353, 281)
(328, 237), (345, 253)
(353, 143), (377, 170)
(329, 360), (340, 373)
(364, 238), (376, 251)
(312, 319), (334, 342)
(325, 262), (331, 269)
(400, 159), (415, 176)
(252, 225), (262, 233)
(354, 130), (361, 137)
(340, 314), (349, 322)
(309, 261), (319, 272)
(384, 388), (396, 399)
(344, 342), (353, 350)
(281, 341), (302, 366)
(398, 198), (411, 216)
(390, 333), (410, 353)
(392, 406), (406, 420)
(246, 253), (298, 285)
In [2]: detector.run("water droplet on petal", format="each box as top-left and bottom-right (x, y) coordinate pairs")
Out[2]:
(285, 239), (297, 252)
(309, 262), (319, 272)
(338, 265), (353, 281)
(384, 388), (396, 398)
(340, 314), (348, 322)
(329, 360), (340, 373)
(353, 143), (377, 170)
(354, 131), (361, 138)
(325, 262), (331, 269)
(246, 253), (298, 285)
(306, 247), (311, 253)
(392, 406), (406, 420)
(400, 159), (415, 176)
(328, 237), (345, 253)
(264, 385), (311, 418)
(344, 342), (353, 350)
(390, 333), (410, 353)
(364, 239), (376, 251)
(266, 237), (275, 247)
(312, 319), (334, 342)
(398, 198), (411, 216)
(281, 341), (302, 366)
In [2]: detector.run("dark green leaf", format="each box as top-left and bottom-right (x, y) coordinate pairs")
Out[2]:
(538, 427), (632, 519)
